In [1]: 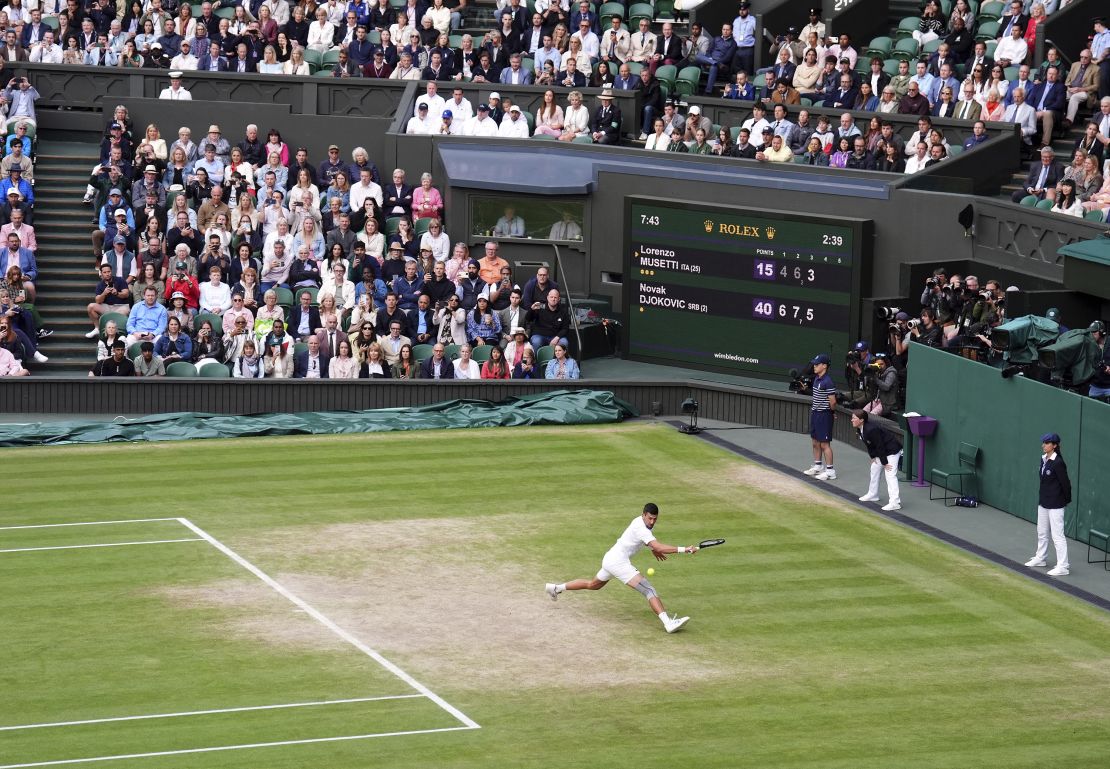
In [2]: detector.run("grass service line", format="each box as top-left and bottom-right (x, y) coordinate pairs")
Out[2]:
(0, 695), (428, 732)
(0, 539), (204, 554)
(0, 725), (481, 769)
(176, 518), (481, 731)
(0, 518), (180, 531)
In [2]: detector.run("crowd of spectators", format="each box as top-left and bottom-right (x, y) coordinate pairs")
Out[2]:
(80, 112), (582, 379)
(2, 0), (1108, 378)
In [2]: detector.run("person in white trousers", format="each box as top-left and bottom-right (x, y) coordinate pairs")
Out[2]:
(852, 409), (902, 512)
(1025, 432), (1072, 577)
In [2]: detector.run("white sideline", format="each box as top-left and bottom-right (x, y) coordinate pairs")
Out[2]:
(0, 518), (180, 531)
(0, 694), (427, 731)
(0, 725), (479, 768)
(0, 539), (204, 554)
(176, 518), (481, 730)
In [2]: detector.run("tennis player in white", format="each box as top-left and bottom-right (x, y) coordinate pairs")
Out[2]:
(545, 503), (697, 633)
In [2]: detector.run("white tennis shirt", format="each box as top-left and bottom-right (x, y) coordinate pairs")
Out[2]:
(604, 516), (657, 563)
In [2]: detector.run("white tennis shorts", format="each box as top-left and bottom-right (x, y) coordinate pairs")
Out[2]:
(597, 557), (638, 585)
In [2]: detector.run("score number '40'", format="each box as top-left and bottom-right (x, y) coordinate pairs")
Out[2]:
(753, 301), (816, 322)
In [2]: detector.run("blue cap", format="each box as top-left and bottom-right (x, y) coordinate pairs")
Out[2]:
(854, 340), (869, 351)
(442, 109), (452, 118)
(1040, 433), (1061, 444)
(811, 353), (831, 365)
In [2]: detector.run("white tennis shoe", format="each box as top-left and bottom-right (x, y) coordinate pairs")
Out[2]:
(859, 494), (880, 502)
(1024, 558), (1047, 567)
(1047, 566), (1069, 577)
(815, 469), (837, 480)
(802, 465), (824, 476)
(544, 583), (559, 601)
(664, 615), (690, 633)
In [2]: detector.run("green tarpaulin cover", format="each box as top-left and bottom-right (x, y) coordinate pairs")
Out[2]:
(0, 390), (638, 447)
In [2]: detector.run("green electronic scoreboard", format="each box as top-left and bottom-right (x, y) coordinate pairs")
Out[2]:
(623, 198), (873, 378)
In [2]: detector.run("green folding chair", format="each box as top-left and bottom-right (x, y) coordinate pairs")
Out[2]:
(412, 343), (434, 362)
(1035, 198), (1055, 210)
(894, 17), (919, 40)
(891, 37), (920, 61)
(470, 345), (493, 363)
(865, 36), (892, 58)
(627, 2), (653, 25)
(654, 64), (678, 91)
(199, 363), (231, 377)
(536, 346), (555, 366)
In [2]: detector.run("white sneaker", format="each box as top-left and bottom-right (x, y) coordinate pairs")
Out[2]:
(881, 502), (901, 511)
(664, 615), (690, 633)
(802, 465), (824, 476)
(544, 583), (559, 602)
(1024, 558), (1047, 567)
(1047, 566), (1069, 577)
(815, 469), (837, 480)
(859, 494), (880, 502)
(85, 328), (101, 338)
(33, 351), (48, 363)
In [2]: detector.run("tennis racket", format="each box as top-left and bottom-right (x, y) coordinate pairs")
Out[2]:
(697, 538), (726, 549)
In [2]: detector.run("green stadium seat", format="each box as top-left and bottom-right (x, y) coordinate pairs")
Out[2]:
(675, 65), (702, 95)
(947, 144), (964, 156)
(412, 343), (434, 362)
(414, 217), (436, 236)
(1035, 198), (1055, 210)
(883, 58), (902, 77)
(293, 342), (308, 357)
(293, 286), (319, 305)
(865, 36), (892, 58)
(367, 29), (381, 45)
(929, 442), (980, 506)
(891, 37), (920, 61)
(975, 21), (999, 42)
(303, 49), (323, 68)
(386, 217), (402, 235)
(315, 69), (334, 78)
(599, 1), (624, 19)
(1085, 210), (1107, 222)
(444, 344), (460, 360)
(214, 6), (235, 19)
(654, 64), (678, 91)
(894, 16), (919, 40)
(627, 3), (653, 25)
(1003, 66), (1018, 82)
(195, 312), (222, 334)
(985, 40), (997, 59)
(573, 134), (594, 143)
(536, 346), (556, 366)
(165, 361), (198, 377)
(978, 1), (1004, 22)
(654, 0), (676, 19)
(533, 133), (557, 140)
(322, 49), (341, 67)
(273, 287), (295, 307)
(922, 39), (942, 55)
(626, 61), (643, 77)
(470, 345), (492, 363)
(199, 363), (231, 377)
(99, 312), (129, 334)
(127, 342), (143, 359)
(1019, 194), (1039, 207)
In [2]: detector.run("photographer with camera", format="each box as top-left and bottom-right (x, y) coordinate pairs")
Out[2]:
(1088, 321), (1110, 401)
(910, 307), (943, 348)
(919, 268), (956, 328)
(884, 311), (912, 370)
(845, 340), (875, 408)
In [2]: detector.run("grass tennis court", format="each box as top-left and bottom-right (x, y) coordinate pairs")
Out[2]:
(3, 422), (1110, 768)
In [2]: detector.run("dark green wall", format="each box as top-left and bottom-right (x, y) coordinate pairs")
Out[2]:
(906, 344), (1108, 542)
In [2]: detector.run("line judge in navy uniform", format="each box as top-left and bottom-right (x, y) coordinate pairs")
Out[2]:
(1024, 432), (1072, 576)
(803, 353), (838, 481)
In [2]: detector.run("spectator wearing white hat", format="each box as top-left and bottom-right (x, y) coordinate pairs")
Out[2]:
(498, 104), (531, 137)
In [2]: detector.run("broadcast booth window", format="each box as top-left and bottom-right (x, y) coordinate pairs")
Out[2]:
(470, 196), (585, 241)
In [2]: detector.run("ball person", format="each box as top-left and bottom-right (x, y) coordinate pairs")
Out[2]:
(803, 353), (838, 480)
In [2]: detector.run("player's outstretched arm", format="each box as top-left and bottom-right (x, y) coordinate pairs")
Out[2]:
(648, 540), (699, 560)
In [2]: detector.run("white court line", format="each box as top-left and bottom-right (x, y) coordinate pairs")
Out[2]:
(177, 517), (481, 731)
(0, 518), (179, 531)
(0, 725), (478, 769)
(0, 694), (426, 731)
(0, 539), (203, 554)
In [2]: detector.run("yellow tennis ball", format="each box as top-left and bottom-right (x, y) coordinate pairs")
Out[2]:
(647, 568), (655, 577)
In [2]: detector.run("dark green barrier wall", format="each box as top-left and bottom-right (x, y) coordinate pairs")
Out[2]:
(906, 345), (1106, 542)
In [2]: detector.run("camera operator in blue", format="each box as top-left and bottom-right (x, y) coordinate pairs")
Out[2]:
(1024, 433), (1072, 577)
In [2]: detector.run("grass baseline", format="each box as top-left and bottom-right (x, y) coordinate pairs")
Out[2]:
(0, 516), (479, 769)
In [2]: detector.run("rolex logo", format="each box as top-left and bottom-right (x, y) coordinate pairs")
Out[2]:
(765, 226), (776, 240)
(704, 219), (713, 233)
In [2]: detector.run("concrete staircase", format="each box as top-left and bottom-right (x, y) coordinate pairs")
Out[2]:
(32, 141), (100, 377)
